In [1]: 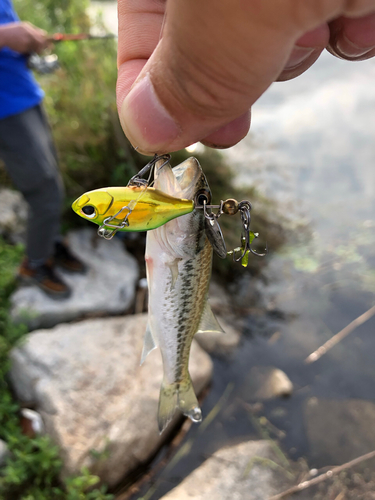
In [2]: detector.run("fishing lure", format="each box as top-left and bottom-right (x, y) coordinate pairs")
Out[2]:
(72, 155), (195, 239)
(72, 153), (267, 262)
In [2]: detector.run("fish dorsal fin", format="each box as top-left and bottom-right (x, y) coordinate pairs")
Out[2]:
(140, 322), (157, 365)
(197, 302), (225, 334)
(154, 159), (180, 195)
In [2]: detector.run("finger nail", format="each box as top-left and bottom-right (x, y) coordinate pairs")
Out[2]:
(120, 74), (181, 154)
(284, 46), (315, 69)
(333, 33), (374, 59)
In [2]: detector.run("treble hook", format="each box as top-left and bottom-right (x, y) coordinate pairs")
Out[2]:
(233, 201), (268, 261)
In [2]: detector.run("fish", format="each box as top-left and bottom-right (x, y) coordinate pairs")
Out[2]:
(71, 186), (194, 232)
(143, 157), (225, 433)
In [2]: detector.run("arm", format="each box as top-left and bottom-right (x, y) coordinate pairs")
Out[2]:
(0, 22), (48, 54)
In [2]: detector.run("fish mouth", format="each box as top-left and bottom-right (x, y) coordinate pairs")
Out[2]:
(173, 157), (211, 200)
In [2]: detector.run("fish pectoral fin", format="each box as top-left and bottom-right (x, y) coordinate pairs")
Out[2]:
(197, 302), (225, 334)
(140, 322), (157, 365)
(168, 259), (180, 289)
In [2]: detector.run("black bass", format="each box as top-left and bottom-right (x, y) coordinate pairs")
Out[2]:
(142, 157), (224, 433)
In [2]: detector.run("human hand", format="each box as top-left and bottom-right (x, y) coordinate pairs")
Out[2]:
(0, 22), (49, 55)
(117, 0), (375, 155)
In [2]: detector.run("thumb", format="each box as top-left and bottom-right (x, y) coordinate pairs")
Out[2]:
(118, 0), (374, 155)
(119, 0), (296, 154)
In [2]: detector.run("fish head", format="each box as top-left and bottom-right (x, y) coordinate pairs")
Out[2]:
(155, 157), (211, 204)
(71, 189), (114, 224)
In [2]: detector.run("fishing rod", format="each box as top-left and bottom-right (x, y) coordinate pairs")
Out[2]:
(28, 32), (117, 74)
(48, 32), (117, 42)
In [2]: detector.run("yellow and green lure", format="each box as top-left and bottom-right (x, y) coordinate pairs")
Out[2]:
(72, 186), (194, 234)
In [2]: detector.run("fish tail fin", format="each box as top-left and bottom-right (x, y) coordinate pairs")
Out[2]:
(158, 375), (202, 434)
(177, 374), (202, 424)
(158, 381), (178, 434)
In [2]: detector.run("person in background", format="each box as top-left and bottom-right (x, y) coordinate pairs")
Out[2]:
(0, 0), (84, 299)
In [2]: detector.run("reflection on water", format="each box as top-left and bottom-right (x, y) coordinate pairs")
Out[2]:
(91, 3), (375, 494)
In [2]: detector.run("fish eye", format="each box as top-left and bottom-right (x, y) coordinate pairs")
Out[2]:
(81, 205), (96, 218)
(195, 189), (211, 206)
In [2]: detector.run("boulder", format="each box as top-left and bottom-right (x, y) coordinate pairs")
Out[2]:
(10, 229), (139, 330)
(243, 366), (294, 401)
(0, 188), (27, 244)
(9, 314), (213, 487)
(304, 398), (375, 466)
(160, 440), (294, 500)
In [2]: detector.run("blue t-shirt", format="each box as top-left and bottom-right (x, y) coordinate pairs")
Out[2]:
(0, 0), (44, 119)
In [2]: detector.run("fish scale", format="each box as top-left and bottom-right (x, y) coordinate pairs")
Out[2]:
(174, 247), (211, 382)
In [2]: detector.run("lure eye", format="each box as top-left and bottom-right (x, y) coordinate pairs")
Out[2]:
(81, 205), (96, 218)
(195, 189), (211, 206)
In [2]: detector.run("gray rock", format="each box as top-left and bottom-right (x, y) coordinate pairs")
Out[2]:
(0, 188), (27, 244)
(0, 439), (10, 467)
(243, 366), (294, 401)
(160, 440), (293, 500)
(195, 316), (241, 356)
(10, 229), (139, 330)
(9, 314), (213, 487)
(305, 398), (375, 465)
